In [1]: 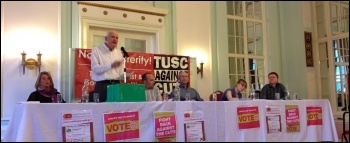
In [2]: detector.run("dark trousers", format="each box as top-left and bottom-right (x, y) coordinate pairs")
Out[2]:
(93, 80), (120, 102)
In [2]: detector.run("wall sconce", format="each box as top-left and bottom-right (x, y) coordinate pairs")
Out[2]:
(197, 61), (204, 79)
(21, 51), (42, 75)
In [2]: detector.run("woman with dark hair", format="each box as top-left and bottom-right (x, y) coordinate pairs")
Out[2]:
(27, 71), (64, 103)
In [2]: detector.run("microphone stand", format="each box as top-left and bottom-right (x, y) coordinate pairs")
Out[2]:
(121, 47), (129, 83)
(123, 57), (127, 83)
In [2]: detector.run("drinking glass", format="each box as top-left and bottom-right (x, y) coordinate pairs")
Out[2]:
(253, 93), (259, 100)
(163, 93), (168, 101)
(292, 93), (298, 100)
(275, 93), (280, 100)
(56, 94), (63, 103)
(212, 93), (217, 101)
(93, 93), (99, 103)
(285, 95), (291, 100)
(174, 93), (180, 101)
(185, 93), (191, 101)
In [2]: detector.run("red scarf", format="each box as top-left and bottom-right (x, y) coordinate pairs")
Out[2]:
(37, 86), (58, 102)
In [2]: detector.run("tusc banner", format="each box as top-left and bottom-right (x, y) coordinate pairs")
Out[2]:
(74, 48), (191, 98)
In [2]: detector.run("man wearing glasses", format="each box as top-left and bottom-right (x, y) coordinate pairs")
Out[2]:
(169, 71), (204, 101)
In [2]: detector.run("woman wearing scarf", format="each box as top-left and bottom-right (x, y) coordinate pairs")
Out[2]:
(27, 71), (65, 103)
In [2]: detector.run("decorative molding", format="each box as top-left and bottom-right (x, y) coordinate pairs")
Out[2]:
(77, 1), (166, 16)
(304, 31), (314, 67)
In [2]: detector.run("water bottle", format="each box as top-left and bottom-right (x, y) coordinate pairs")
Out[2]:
(81, 79), (89, 103)
(173, 82), (181, 101)
(249, 84), (255, 100)
(285, 85), (290, 100)
(163, 92), (168, 101)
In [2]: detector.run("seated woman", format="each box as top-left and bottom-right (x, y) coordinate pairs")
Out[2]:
(220, 79), (247, 101)
(27, 71), (65, 103)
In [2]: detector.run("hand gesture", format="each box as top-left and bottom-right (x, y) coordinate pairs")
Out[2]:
(111, 60), (122, 68)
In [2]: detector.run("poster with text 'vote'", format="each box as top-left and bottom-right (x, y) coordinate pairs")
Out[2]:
(75, 48), (191, 98)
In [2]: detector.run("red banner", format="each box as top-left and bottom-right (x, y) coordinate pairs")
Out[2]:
(74, 48), (191, 98)
(237, 106), (260, 129)
(154, 111), (177, 142)
(103, 111), (140, 141)
(306, 106), (322, 126)
(285, 105), (300, 132)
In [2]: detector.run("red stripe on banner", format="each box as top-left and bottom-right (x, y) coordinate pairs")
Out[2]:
(74, 49), (191, 98)
(74, 48), (94, 98)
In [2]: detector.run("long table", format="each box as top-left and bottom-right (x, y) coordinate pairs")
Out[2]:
(3, 99), (338, 142)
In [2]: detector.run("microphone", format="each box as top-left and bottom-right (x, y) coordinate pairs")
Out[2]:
(121, 47), (129, 58)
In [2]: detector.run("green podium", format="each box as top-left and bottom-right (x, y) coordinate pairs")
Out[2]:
(107, 84), (146, 102)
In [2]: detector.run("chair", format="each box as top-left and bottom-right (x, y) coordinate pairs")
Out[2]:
(342, 111), (349, 142)
(209, 90), (223, 101)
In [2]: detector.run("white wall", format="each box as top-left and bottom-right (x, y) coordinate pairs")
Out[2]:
(175, 2), (212, 100)
(1, 1), (61, 119)
(302, 1), (317, 100)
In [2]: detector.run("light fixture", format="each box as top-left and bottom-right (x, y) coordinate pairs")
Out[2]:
(21, 51), (42, 75)
(197, 61), (204, 79)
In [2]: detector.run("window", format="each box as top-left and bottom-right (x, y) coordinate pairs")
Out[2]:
(227, 1), (266, 97)
(314, 1), (349, 113)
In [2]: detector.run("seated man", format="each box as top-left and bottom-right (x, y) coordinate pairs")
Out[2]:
(261, 72), (287, 100)
(142, 72), (162, 101)
(169, 71), (204, 101)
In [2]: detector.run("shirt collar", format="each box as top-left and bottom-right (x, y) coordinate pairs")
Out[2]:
(103, 43), (115, 52)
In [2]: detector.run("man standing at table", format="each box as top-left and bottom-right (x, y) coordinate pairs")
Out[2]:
(91, 30), (124, 102)
(142, 72), (162, 101)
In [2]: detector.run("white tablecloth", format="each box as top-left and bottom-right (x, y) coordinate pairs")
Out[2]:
(3, 99), (338, 142)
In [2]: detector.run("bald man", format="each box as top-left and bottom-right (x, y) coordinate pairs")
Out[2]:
(91, 30), (124, 102)
(142, 72), (162, 101)
(169, 71), (203, 101)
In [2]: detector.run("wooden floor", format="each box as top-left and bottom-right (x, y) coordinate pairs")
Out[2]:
(335, 118), (349, 142)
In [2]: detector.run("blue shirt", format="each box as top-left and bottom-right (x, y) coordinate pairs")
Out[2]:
(220, 88), (242, 101)
(169, 83), (204, 101)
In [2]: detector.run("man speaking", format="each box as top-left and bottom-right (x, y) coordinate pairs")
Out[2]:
(90, 30), (124, 102)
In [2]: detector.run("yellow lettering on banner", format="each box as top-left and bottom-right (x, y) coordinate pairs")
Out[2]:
(238, 113), (259, 123)
(105, 120), (139, 134)
(287, 124), (300, 132)
(154, 112), (174, 119)
(307, 112), (321, 120)
(165, 130), (176, 135)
